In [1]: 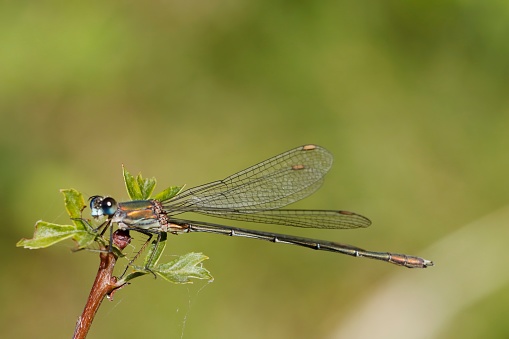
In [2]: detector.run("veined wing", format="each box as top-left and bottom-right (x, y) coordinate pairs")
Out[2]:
(189, 208), (371, 229)
(164, 145), (333, 212)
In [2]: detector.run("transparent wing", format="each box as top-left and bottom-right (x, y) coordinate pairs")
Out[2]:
(164, 144), (333, 212)
(190, 208), (371, 229)
(162, 144), (370, 230)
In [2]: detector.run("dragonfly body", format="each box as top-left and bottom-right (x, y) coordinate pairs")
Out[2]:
(90, 144), (433, 269)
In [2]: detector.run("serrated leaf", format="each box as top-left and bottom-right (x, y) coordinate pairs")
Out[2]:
(61, 189), (87, 230)
(154, 253), (213, 284)
(18, 188), (101, 249)
(153, 186), (182, 202)
(136, 174), (156, 200)
(16, 221), (78, 249)
(123, 166), (142, 200)
(122, 253), (212, 284)
(61, 189), (99, 248)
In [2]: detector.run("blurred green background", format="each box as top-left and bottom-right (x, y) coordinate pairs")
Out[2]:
(3, 1), (509, 338)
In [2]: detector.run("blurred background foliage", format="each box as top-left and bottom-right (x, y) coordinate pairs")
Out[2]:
(3, 1), (509, 338)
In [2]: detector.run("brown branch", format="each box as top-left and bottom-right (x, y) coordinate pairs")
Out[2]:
(73, 231), (131, 339)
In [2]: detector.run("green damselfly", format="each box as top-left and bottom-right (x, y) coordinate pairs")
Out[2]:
(90, 145), (433, 269)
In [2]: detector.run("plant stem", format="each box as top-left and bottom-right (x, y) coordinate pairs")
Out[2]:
(72, 247), (124, 339)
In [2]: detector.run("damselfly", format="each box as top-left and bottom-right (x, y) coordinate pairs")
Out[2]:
(90, 145), (433, 269)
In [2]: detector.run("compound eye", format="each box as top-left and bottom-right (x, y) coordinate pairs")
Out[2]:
(89, 196), (105, 217)
(101, 197), (117, 216)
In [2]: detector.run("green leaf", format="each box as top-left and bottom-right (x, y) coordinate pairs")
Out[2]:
(154, 252), (213, 284)
(61, 189), (98, 247)
(74, 230), (99, 249)
(137, 173), (156, 200)
(122, 270), (148, 282)
(123, 166), (157, 200)
(153, 186), (182, 202)
(17, 221), (77, 249)
(122, 253), (212, 284)
(61, 188), (87, 230)
(123, 166), (143, 200)
(17, 189), (99, 249)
